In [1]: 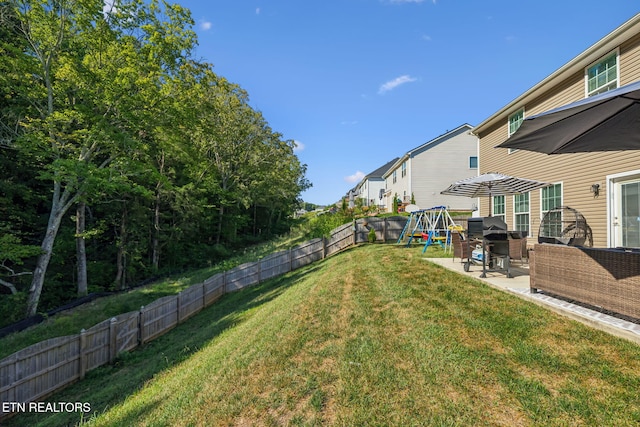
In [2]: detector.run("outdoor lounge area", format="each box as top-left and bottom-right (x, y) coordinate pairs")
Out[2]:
(530, 244), (640, 322)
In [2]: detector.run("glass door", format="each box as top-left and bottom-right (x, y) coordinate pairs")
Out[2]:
(613, 179), (640, 248)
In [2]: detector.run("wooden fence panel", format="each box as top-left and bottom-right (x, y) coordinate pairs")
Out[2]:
(179, 284), (204, 322)
(115, 311), (140, 354)
(383, 216), (409, 242)
(326, 223), (354, 257)
(291, 238), (324, 270)
(0, 335), (80, 407)
(140, 295), (178, 344)
(83, 319), (112, 372)
(260, 250), (291, 281)
(226, 262), (260, 292)
(204, 273), (225, 306)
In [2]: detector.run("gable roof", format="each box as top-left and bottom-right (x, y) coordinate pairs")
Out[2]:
(383, 123), (474, 178)
(365, 157), (400, 180)
(354, 157), (400, 192)
(473, 13), (640, 136)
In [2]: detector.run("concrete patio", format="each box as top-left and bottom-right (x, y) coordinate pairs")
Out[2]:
(425, 256), (640, 345)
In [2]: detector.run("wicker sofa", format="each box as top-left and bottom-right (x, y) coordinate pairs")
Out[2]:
(531, 243), (640, 320)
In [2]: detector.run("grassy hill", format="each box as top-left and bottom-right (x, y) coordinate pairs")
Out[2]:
(6, 244), (640, 426)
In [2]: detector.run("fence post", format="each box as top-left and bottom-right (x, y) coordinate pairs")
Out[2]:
(352, 220), (356, 246)
(138, 306), (145, 345)
(258, 258), (262, 283)
(289, 247), (293, 272)
(223, 271), (227, 295)
(383, 218), (388, 242)
(322, 237), (327, 259)
(177, 292), (182, 324)
(109, 317), (117, 363)
(79, 329), (86, 380)
(202, 282), (206, 310)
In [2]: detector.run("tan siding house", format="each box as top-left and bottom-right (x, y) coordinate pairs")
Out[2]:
(383, 124), (478, 212)
(474, 13), (640, 248)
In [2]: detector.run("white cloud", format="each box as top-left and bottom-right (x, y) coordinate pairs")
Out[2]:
(293, 140), (304, 152)
(378, 75), (418, 94)
(345, 171), (365, 184)
(200, 21), (212, 31)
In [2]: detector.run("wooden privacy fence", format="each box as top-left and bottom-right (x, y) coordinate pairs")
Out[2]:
(0, 217), (406, 420)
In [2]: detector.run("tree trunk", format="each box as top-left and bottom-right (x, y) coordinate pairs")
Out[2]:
(152, 152), (164, 272)
(152, 187), (161, 271)
(216, 205), (224, 245)
(76, 201), (88, 296)
(113, 206), (127, 290)
(27, 201), (66, 316)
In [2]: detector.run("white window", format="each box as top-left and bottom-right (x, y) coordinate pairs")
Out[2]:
(507, 108), (524, 154)
(514, 193), (530, 234)
(401, 161), (407, 177)
(508, 108), (524, 137)
(586, 51), (618, 97)
(392, 170), (397, 184)
(541, 184), (563, 237)
(492, 195), (505, 222)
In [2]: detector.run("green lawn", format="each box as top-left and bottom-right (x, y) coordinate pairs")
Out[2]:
(6, 244), (640, 426)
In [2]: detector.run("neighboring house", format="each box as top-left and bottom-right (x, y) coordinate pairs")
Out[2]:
(473, 13), (640, 247)
(382, 124), (478, 212)
(354, 158), (399, 209)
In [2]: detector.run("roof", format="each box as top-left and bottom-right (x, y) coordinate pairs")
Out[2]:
(353, 157), (399, 192)
(365, 157), (399, 179)
(473, 13), (640, 136)
(382, 123), (474, 178)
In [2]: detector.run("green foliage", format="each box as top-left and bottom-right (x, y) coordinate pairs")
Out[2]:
(307, 212), (351, 239)
(367, 227), (376, 243)
(0, 0), (311, 319)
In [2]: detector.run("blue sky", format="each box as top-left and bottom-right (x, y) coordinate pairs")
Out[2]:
(177, 1), (639, 206)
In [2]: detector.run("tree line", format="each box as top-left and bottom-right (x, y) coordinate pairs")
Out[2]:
(0, 0), (310, 324)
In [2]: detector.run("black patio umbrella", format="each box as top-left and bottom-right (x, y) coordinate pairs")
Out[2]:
(496, 80), (640, 154)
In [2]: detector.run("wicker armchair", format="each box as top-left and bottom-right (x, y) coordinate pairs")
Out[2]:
(508, 237), (528, 264)
(451, 231), (479, 263)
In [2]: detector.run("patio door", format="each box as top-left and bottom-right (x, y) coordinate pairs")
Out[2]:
(612, 177), (640, 248)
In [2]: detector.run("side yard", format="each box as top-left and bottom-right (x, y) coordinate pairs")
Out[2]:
(6, 244), (640, 426)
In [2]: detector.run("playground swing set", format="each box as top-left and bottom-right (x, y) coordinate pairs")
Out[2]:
(397, 206), (462, 253)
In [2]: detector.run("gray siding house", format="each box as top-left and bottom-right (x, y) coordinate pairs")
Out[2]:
(383, 124), (478, 212)
(354, 158), (399, 209)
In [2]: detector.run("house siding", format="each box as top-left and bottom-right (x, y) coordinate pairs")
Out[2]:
(411, 129), (478, 210)
(477, 19), (640, 247)
(383, 125), (478, 212)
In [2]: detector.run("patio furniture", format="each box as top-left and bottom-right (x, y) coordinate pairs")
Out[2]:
(450, 231), (479, 263)
(531, 243), (640, 321)
(509, 236), (528, 265)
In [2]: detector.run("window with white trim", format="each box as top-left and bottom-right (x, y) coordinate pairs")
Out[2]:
(469, 156), (478, 169)
(541, 184), (563, 237)
(401, 161), (407, 177)
(586, 51), (618, 97)
(493, 195), (505, 222)
(508, 108), (524, 137)
(392, 170), (397, 184)
(514, 193), (530, 234)
(507, 108), (524, 154)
